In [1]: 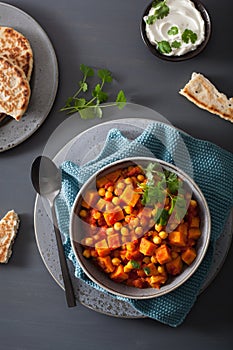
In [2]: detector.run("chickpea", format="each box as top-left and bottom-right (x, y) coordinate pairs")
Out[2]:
(79, 209), (88, 218)
(107, 185), (114, 192)
(121, 227), (129, 236)
(112, 196), (120, 206)
(112, 258), (121, 266)
(159, 231), (168, 239)
(137, 174), (145, 182)
(124, 177), (132, 185)
(98, 188), (105, 197)
(153, 235), (162, 244)
(135, 226), (143, 236)
(114, 222), (122, 231)
(105, 191), (113, 199)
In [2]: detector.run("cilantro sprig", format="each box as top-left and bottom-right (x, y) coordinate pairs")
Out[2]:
(60, 64), (126, 119)
(146, 0), (169, 25)
(139, 162), (188, 227)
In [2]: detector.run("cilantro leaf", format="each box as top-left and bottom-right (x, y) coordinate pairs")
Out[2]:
(168, 26), (179, 35)
(147, 1), (169, 25)
(130, 260), (140, 269)
(146, 15), (157, 25)
(80, 64), (94, 77)
(182, 29), (197, 44)
(157, 209), (169, 226)
(79, 108), (96, 119)
(171, 40), (181, 48)
(157, 40), (172, 54)
(92, 84), (108, 103)
(156, 3), (169, 20)
(97, 69), (113, 83)
(143, 267), (151, 276)
(79, 81), (88, 92)
(116, 90), (126, 109)
(165, 171), (179, 194)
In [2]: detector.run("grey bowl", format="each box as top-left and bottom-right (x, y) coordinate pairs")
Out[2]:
(70, 157), (211, 299)
(140, 0), (211, 62)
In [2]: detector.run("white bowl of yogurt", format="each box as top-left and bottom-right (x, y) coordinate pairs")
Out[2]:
(141, 0), (211, 61)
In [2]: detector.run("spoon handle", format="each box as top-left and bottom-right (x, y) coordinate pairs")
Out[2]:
(51, 204), (76, 307)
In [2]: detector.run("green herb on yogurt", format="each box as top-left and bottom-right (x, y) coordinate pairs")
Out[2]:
(182, 29), (198, 44)
(168, 26), (179, 35)
(146, 0), (169, 25)
(61, 64), (126, 119)
(157, 40), (172, 54)
(171, 40), (181, 49)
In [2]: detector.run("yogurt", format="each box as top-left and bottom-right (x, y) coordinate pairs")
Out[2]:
(144, 0), (205, 56)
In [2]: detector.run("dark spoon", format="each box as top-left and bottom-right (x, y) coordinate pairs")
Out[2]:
(31, 156), (76, 307)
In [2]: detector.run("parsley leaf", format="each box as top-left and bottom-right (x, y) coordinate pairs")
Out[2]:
(143, 267), (151, 276)
(171, 40), (181, 48)
(182, 29), (197, 44)
(168, 26), (179, 35)
(157, 40), (172, 54)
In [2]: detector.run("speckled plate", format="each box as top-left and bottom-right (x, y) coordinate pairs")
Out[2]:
(0, 2), (58, 152)
(34, 117), (233, 318)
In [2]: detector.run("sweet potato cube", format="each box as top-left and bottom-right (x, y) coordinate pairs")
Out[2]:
(83, 190), (99, 207)
(169, 231), (186, 247)
(156, 244), (172, 264)
(177, 223), (188, 235)
(188, 228), (201, 240)
(139, 237), (156, 256)
(103, 206), (124, 226)
(148, 275), (167, 289)
(97, 256), (115, 273)
(110, 264), (129, 281)
(95, 238), (110, 257)
(166, 256), (183, 275)
(105, 169), (121, 182)
(95, 198), (106, 211)
(181, 247), (197, 265)
(96, 176), (109, 188)
(120, 185), (140, 207)
(190, 217), (200, 228)
(146, 263), (158, 276)
(107, 233), (121, 248)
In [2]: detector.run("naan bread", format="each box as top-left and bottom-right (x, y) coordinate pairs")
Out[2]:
(0, 210), (20, 263)
(0, 56), (31, 121)
(179, 72), (233, 123)
(0, 26), (33, 80)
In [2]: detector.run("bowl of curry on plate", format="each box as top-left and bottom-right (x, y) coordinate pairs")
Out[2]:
(70, 157), (211, 299)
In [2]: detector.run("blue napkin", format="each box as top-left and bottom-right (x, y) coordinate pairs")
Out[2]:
(55, 122), (233, 327)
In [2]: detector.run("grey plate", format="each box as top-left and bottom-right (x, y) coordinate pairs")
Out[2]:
(34, 116), (233, 318)
(0, 2), (58, 152)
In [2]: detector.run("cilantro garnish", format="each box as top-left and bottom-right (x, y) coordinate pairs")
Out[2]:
(171, 40), (181, 49)
(60, 64), (126, 118)
(143, 267), (151, 276)
(182, 29), (198, 44)
(168, 26), (179, 35)
(157, 209), (169, 226)
(157, 40), (172, 54)
(130, 260), (140, 269)
(146, 0), (169, 25)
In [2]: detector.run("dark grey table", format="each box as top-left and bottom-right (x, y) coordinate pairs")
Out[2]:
(1, 0), (232, 349)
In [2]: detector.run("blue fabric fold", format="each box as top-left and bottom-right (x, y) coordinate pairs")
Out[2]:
(55, 122), (233, 327)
